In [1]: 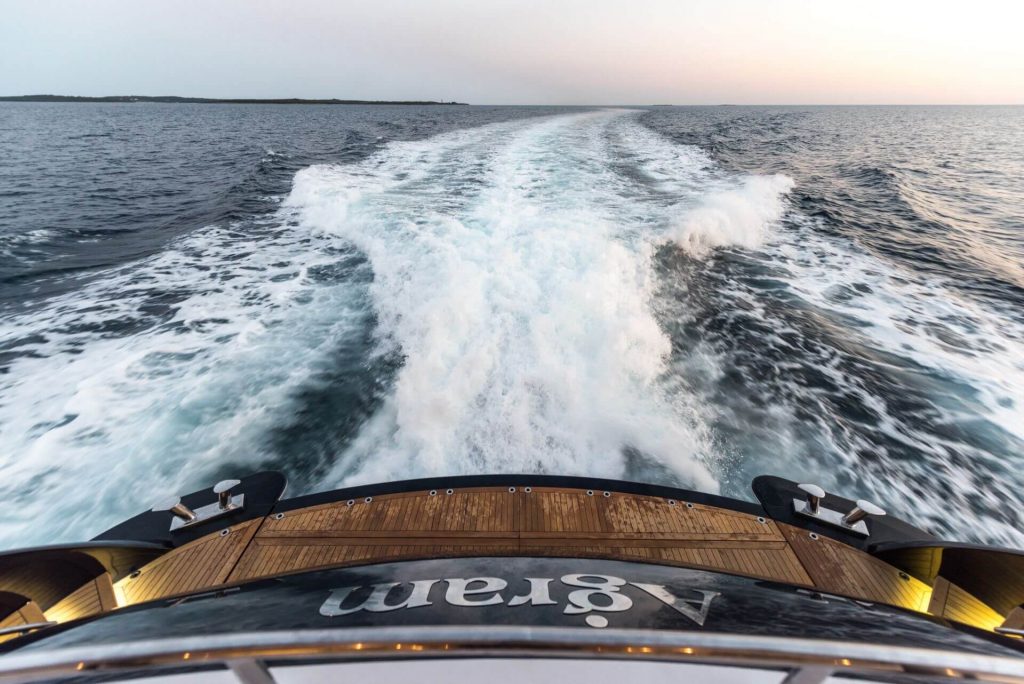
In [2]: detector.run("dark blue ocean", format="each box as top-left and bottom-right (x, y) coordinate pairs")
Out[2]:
(1, 103), (1021, 548)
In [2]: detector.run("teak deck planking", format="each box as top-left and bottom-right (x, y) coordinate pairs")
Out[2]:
(9, 486), (1006, 633)
(0, 600), (46, 644)
(114, 519), (261, 605)
(930, 577), (1006, 630)
(227, 487), (812, 588)
(779, 524), (932, 611)
(43, 575), (117, 624)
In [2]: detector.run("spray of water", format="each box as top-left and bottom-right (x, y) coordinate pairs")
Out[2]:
(0, 109), (799, 547)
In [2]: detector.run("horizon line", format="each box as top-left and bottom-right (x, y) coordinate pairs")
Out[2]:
(2, 94), (1023, 107)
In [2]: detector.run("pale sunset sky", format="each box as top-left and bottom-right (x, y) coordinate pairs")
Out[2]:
(1, 0), (1021, 104)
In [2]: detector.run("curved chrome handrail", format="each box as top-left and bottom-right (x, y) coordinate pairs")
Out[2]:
(0, 626), (1022, 682)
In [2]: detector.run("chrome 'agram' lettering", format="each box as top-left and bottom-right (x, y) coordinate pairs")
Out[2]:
(319, 572), (719, 627)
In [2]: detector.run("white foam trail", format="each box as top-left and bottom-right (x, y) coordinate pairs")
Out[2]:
(0, 219), (373, 546)
(800, 240), (1024, 545)
(288, 111), (725, 491)
(687, 213), (1024, 545)
(18, 108), (975, 550)
(7, 105), (1018, 551)
(670, 175), (795, 257)
(776, 224), (1024, 447)
(2, 110), (761, 547)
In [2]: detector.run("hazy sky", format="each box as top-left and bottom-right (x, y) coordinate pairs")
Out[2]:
(2, 0), (1022, 104)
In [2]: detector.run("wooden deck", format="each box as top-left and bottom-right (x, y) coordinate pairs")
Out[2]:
(779, 523), (931, 611)
(929, 577), (1006, 630)
(114, 519), (261, 605)
(108, 486), (938, 617)
(0, 599), (45, 644)
(2, 483), (1001, 635)
(43, 575), (117, 624)
(228, 487), (812, 586)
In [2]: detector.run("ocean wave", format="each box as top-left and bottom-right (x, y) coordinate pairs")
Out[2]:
(669, 175), (795, 257)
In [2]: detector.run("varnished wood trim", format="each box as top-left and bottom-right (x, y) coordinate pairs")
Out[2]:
(928, 576), (951, 615)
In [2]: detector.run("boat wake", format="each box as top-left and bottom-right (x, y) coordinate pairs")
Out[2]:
(1, 109), (1021, 548)
(285, 109), (783, 490)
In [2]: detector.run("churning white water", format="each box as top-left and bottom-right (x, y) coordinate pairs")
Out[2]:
(0, 110), (794, 545)
(286, 110), (791, 490)
(7, 108), (1018, 549)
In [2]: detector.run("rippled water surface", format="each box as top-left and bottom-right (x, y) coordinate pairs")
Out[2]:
(1, 103), (1021, 548)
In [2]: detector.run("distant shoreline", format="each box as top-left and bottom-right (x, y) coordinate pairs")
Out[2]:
(0, 95), (469, 105)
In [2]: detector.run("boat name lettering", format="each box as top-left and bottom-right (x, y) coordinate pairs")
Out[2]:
(320, 573), (719, 628)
